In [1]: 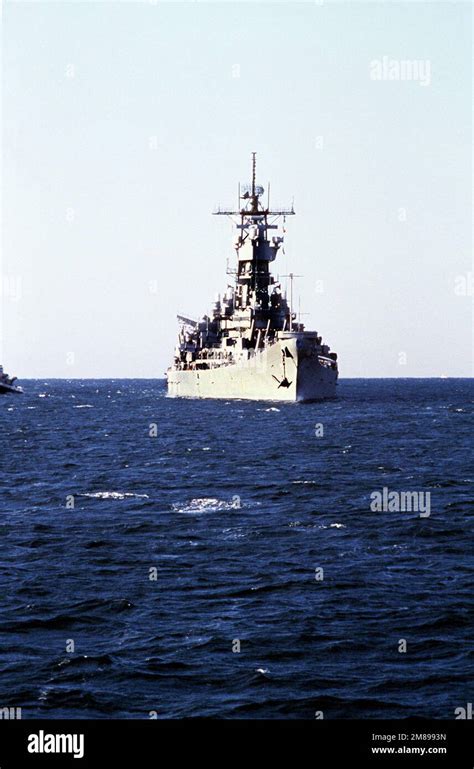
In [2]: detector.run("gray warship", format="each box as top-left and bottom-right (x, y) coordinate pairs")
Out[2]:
(166, 154), (338, 401)
(0, 365), (23, 394)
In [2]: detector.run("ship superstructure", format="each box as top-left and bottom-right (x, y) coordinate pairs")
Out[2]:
(166, 154), (338, 401)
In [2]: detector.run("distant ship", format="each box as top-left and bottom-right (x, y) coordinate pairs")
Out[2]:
(166, 154), (338, 401)
(0, 366), (23, 394)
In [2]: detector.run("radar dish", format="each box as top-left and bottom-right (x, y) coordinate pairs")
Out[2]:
(241, 183), (265, 198)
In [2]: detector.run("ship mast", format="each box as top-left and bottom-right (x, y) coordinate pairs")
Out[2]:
(251, 151), (257, 213)
(214, 153), (295, 326)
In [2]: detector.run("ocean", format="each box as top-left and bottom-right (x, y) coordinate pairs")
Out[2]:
(0, 378), (472, 719)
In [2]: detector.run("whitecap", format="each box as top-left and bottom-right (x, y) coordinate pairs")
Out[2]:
(79, 491), (149, 500)
(173, 497), (238, 513)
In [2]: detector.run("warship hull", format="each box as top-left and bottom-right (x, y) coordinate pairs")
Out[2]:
(0, 383), (23, 395)
(167, 336), (337, 402)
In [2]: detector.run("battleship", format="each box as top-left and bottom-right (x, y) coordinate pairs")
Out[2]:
(0, 365), (23, 394)
(166, 154), (338, 401)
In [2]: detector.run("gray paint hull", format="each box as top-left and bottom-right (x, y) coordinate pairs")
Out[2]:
(167, 337), (337, 402)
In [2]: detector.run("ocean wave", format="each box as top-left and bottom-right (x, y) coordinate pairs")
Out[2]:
(78, 492), (149, 500)
(1, 378), (472, 719)
(54, 654), (114, 670)
(172, 497), (240, 513)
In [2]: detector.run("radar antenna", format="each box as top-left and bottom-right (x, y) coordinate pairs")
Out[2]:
(251, 151), (256, 199)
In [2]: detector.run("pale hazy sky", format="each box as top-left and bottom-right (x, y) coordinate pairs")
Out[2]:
(2, 1), (472, 378)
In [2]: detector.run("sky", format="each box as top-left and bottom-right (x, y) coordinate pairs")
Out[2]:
(1, 0), (472, 378)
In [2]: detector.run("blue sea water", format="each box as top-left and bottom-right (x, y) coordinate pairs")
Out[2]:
(0, 378), (472, 719)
